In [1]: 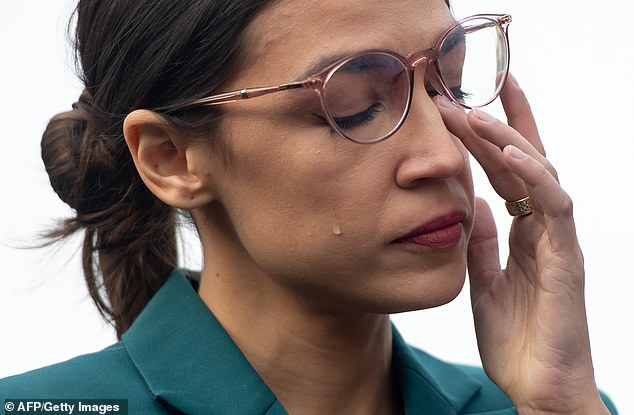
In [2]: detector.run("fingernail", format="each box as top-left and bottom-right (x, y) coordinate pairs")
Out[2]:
(505, 145), (526, 160)
(472, 108), (495, 123)
(436, 95), (455, 110)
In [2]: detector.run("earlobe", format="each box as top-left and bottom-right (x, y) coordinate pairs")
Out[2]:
(123, 110), (215, 209)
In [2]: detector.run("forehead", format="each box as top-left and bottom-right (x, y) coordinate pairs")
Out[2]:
(235, 0), (454, 83)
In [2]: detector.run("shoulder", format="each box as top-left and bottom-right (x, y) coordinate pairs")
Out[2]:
(0, 342), (147, 398)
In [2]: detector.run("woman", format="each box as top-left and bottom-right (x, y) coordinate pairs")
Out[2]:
(0, 0), (618, 413)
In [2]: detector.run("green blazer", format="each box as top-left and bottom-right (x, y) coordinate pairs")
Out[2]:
(0, 269), (618, 414)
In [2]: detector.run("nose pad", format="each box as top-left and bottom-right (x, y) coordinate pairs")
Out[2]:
(407, 62), (446, 117)
(426, 64), (447, 100)
(409, 54), (445, 101)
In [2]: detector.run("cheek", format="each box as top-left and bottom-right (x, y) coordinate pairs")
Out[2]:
(216, 121), (384, 277)
(208, 113), (476, 311)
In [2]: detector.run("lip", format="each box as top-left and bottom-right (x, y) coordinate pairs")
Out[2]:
(393, 211), (466, 249)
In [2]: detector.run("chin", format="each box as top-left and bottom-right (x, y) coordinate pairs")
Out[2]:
(377, 266), (468, 314)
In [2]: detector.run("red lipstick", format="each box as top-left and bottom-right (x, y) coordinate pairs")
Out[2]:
(394, 211), (466, 249)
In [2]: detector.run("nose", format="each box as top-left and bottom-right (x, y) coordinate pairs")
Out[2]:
(394, 65), (467, 189)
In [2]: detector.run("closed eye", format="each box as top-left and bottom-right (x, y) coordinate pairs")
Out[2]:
(332, 102), (383, 130)
(427, 86), (470, 101)
(448, 86), (470, 101)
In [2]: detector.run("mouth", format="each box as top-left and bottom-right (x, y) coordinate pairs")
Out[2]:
(393, 211), (466, 249)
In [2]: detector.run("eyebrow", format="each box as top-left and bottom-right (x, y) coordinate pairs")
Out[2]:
(296, 51), (359, 81)
(443, 25), (465, 53)
(294, 21), (464, 82)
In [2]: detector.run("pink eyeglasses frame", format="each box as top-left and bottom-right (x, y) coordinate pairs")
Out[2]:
(164, 13), (512, 143)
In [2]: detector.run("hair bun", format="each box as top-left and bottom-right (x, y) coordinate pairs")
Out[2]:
(41, 105), (91, 210)
(41, 89), (105, 213)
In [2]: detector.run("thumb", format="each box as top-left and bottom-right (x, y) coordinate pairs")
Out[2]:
(468, 197), (502, 304)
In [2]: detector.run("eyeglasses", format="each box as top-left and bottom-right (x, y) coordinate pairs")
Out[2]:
(167, 14), (511, 144)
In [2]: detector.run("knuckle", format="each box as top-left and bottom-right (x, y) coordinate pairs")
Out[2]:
(557, 193), (574, 217)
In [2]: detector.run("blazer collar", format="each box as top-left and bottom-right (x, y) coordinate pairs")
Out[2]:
(122, 269), (494, 415)
(122, 269), (284, 415)
(393, 329), (481, 414)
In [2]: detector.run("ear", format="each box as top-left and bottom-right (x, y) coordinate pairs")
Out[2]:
(123, 110), (215, 209)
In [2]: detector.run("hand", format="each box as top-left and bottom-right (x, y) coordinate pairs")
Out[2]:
(436, 75), (610, 415)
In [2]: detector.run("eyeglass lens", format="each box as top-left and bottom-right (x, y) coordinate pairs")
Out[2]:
(322, 16), (507, 143)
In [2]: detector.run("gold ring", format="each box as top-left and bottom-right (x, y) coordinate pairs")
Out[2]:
(505, 196), (533, 217)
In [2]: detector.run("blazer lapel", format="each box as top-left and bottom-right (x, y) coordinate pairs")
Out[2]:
(393, 328), (515, 414)
(122, 270), (284, 415)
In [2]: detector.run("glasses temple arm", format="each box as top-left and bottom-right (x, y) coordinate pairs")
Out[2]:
(187, 81), (311, 107)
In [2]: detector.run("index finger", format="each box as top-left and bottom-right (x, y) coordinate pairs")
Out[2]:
(500, 73), (546, 156)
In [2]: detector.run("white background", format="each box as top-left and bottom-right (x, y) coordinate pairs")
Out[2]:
(1, 1), (632, 413)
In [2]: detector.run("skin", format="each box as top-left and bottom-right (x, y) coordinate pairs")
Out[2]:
(123, 0), (610, 414)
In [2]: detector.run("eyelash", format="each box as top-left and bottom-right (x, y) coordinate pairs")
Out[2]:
(331, 103), (383, 131)
(427, 87), (469, 101)
(320, 86), (469, 135)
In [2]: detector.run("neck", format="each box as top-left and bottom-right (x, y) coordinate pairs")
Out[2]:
(201, 282), (401, 415)
(198, 274), (400, 412)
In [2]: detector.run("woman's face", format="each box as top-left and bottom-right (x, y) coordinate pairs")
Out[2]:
(196, 0), (475, 313)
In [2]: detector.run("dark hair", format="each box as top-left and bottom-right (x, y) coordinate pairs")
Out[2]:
(42, 0), (453, 338)
(41, 0), (273, 338)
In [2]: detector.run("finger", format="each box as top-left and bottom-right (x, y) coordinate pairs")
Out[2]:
(467, 109), (558, 182)
(500, 73), (545, 156)
(467, 197), (502, 305)
(504, 145), (580, 253)
(436, 96), (527, 202)
(434, 95), (473, 142)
